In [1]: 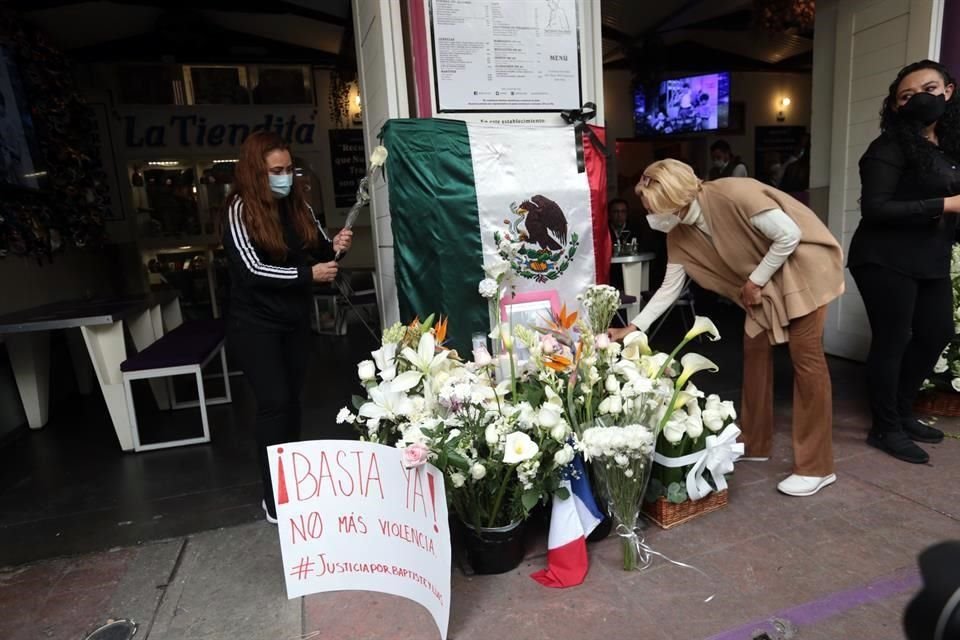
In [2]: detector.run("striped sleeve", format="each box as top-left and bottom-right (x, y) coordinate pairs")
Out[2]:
(225, 199), (310, 287)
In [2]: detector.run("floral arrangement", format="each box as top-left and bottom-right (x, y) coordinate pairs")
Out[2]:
(923, 243), (960, 393)
(342, 263), (742, 571)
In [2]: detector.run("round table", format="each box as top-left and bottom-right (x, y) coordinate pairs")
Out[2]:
(611, 252), (656, 297)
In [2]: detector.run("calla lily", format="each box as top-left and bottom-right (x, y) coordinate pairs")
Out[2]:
(622, 330), (652, 360)
(401, 332), (449, 375)
(503, 432), (539, 464)
(685, 316), (721, 342)
(544, 385), (564, 406)
(490, 324), (514, 351)
(672, 390), (694, 411)
(676, 353), (719, 388)
(642, 353), (671, 378)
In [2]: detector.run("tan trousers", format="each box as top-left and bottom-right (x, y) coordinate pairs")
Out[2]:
(741, 306), (834, 476)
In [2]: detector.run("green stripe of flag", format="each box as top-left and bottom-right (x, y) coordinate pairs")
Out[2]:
(382, 119), (489, 355)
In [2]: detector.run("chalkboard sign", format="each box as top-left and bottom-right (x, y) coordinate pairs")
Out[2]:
(329, 129), (366, 208)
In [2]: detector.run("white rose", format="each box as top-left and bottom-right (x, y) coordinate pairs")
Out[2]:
(357, 360), (377, 382)
(369, 145), (388, 167)
(553, 444), (575, 467)
(550, 422), (569, 442)
(720, 400), (737, 421)
(450, 472), (466, 488)
(485, 423), (501, 445)
(537, 403), (563, 429)
(686, 414), (704, 439)
(470, 463), (487, 480)
(663, 418), (686, 444)
(702, 408), (724, 432)
(605, 374), (620, 394)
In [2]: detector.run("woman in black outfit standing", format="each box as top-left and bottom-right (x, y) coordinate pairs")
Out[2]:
(849, 60), (960, 464)
(224, 131), (352, 522)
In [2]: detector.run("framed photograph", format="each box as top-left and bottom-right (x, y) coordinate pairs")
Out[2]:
(500, 289), (561, 332)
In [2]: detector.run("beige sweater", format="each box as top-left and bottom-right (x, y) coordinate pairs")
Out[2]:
(666, 178), (845, 344)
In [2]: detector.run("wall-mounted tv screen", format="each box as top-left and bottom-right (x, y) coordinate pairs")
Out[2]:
(634, 72), (731, 137)
(0, 46), (45, 190)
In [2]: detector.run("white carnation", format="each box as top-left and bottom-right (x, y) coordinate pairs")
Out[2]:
(470, 463), (487, 480)
(478, 278), (499, 299)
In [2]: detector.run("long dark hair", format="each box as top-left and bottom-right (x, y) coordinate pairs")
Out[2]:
(880, 60), (960, 171)
(228, 131), (317, 261)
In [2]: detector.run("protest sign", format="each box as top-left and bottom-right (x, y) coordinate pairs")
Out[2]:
(269, 440), (451, 639)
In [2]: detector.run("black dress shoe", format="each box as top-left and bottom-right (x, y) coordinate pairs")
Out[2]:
(902, 419), (944, 443)
(867, 430), (930, 464)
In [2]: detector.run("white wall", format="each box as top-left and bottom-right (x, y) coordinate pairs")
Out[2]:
(603, 69), (813, 174)
(819, 0), (943, 361)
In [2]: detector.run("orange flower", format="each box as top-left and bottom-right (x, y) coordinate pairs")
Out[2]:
(544, 353), (573, 372)
(434, 316), (449, 347)
(547, 304), (578, 333)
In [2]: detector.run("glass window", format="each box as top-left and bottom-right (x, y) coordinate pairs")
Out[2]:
(252, 66), (312, 104)
(133, 160), (201, 236)
(186, 66), (250, 105)
(118, 65), (182, 105)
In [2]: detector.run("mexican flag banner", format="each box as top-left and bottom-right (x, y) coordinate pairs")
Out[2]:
(381, 119), (610, 354)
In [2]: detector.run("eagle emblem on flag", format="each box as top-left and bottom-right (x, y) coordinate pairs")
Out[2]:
(494, 194), (580, 283)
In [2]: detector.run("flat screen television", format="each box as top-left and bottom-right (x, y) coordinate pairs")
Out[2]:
(0, 45), (45, 190)
(634, 72), (731, 137)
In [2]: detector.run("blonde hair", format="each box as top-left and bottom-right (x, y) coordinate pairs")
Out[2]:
(636, 159), (702, 214)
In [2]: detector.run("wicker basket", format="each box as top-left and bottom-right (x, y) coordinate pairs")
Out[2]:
(642, 490), (728, 529)
(914, 390), (960, 417)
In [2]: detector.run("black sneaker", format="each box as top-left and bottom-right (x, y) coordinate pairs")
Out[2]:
(902, 419), (944, 443)
(867, 430), (930, 464)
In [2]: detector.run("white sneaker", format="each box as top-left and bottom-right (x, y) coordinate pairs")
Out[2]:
(738, 456), (770, 462)
(777, 473), (836, 497)
(261, 500), (278, 524)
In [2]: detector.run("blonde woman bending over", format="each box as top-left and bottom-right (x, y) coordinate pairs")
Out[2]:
(608, 159), (845, 497)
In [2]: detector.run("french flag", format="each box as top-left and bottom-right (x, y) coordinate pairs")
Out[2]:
(530, 455), (604, 588)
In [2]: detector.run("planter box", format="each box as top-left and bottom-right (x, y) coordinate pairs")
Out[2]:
(915, 390), (960, 417)
(642, 490), (728, 529)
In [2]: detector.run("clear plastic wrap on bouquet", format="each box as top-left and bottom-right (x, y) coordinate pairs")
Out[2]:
(580, 423), (657, 571)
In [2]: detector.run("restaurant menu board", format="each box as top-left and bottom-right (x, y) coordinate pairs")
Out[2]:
(431, 0), (581, 112)
(329, 129), (366, 208)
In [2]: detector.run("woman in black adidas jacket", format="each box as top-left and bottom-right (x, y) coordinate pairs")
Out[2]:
(224, 131), (352, 523)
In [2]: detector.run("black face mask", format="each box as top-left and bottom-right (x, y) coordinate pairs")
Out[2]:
(899, 92), (947, 126)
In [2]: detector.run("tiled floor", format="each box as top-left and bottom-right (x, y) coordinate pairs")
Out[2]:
(1, 292), (957, 639)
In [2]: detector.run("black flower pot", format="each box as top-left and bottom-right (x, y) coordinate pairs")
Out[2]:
(462, 520), (527, 575)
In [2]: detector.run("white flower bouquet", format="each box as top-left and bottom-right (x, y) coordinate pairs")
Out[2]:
(580, 422), (657, 570)
(922, 243), (960, 395)
(340, 315), (572, 533)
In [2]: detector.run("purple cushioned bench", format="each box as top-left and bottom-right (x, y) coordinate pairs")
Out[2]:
(121, 319), (232, 452)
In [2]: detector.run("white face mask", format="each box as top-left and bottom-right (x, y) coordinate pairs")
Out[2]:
(712, 159), (727, 169)
(646, 211), (680, 233)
